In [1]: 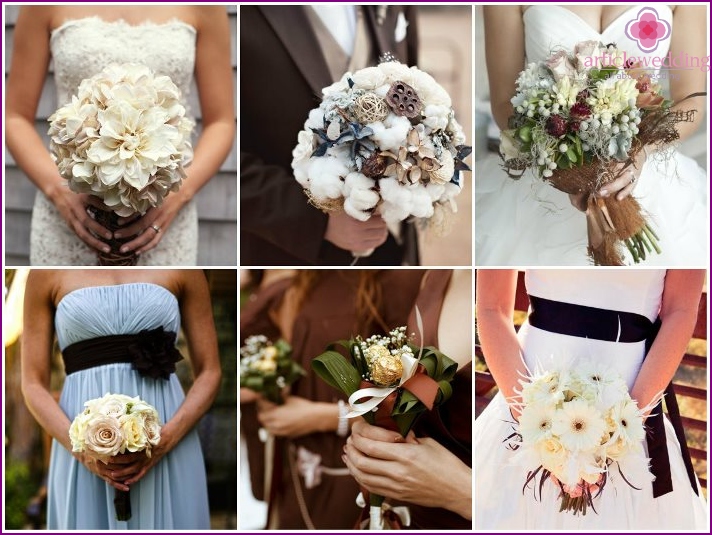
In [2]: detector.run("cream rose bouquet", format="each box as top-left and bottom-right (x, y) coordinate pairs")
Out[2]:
(507, 365), (655, 516)
(48, 63), (194, 266)
(69, 392), (161, 521)
(292, 58), (470, 237)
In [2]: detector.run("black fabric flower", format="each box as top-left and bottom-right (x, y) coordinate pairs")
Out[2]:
(128, 327), (183, 380)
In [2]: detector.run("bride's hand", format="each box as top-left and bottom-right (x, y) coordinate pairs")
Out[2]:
(47, 186), (113, 253)
(598, 149), (646, 201)
(112, 194), (185, 256)
(343, 420), (472, 519)
(324, 211), (389, 253)
(74, 451), (130, 492)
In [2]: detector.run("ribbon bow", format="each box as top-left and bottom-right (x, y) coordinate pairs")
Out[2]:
(296, 446), (351, 489)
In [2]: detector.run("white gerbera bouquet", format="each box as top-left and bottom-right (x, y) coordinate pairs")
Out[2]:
(69, 392), (162, 521)
(48, 63), (194, 265)
(292, 58), (470, 235)
(508, 365), (654, 515)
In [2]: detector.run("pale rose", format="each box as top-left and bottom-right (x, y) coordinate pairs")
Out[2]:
(120, 413), (149, 453)
(574, 40), (602, 71)
(84, 415), (124, 457)
(547, 50), (578, 82)
(143, 412), (162, 448)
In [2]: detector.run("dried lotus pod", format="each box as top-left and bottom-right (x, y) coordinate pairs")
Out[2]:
(354, 93), (390, 124)
(362, 152), (388, 178)
(386, 81), (422, 118)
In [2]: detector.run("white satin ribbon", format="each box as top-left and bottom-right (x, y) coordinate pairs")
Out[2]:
(356, 493), (411, 528)
(296, 446), (351, 489)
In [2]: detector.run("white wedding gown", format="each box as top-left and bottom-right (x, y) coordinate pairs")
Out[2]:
(475, 5), (708, 266)
(475, 270), (708, 529)
(30, 17), (198, 265)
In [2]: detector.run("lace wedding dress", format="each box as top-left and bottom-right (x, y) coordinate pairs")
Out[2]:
(48, 283), (209, 529)
(474, 270), (708, 529)
(475, 5), (708, 265)
(30, 17), (198, 265)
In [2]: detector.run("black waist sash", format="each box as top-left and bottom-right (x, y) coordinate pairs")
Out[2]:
(62, 326), (183, 381)
(528, 295), (698, 498)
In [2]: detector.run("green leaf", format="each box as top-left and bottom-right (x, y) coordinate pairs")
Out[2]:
(311, 351), (362, 396)
(566, 147), (577, 163)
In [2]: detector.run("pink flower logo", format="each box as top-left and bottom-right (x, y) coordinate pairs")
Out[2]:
(625, 7), (671, 53)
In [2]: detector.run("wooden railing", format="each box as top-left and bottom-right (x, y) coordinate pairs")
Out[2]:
(475, 272), (708, 489)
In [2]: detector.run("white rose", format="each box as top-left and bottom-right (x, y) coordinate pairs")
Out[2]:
(143, 412), (162, 448)
(410, 69), (451, 107)
(351, 67), (387, 90)
(84, 415), (124, 458)
(422, 105), (450, 131)
(291, 130), (315, 164)
(378, 62), (413, 84)
(119, 412), (149, 453)
(68, 411), (92, 452)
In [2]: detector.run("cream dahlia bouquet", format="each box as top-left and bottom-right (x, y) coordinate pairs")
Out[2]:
(48, 63), (194, 265)
(69, 392), (161, 521)
(507, 365), (654, 516)
(292, 58), (470, 234)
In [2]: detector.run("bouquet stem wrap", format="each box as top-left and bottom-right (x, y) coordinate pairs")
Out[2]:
(87, 206), (138, 266)
(114, 489), (131, 522)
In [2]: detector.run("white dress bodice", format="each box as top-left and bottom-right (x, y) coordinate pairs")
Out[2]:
(50, 17), (196, 107)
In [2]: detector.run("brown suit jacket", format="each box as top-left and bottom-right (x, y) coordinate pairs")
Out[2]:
(240, 6), (420, 266)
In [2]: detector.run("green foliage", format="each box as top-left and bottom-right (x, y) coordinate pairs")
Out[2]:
(4, 460), (40, 529)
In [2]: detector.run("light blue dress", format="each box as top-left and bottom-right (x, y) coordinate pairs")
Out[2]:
(47, 283), (210, 529)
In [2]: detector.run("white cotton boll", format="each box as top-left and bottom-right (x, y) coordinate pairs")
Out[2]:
(374, 83), (391, 98)
(343, 197), (372, 222)
(305, 108), (326, 130)
(379, 177), (413, 221)
(410, 186), (434, 218)
(423, 105), (450, 131)
(322, 75), (351, 97)
(425, 182), (445, 201)
(343, 172), (376, 196)
(292, 159), (312, 187)
(349, 188), (380, 211)
(308, 157), (347, 200)
(380, 200), (411, 224)
(369, 115), (411, 152)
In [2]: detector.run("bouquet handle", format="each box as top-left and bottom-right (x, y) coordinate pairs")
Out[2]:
(114, 488), (131, 521)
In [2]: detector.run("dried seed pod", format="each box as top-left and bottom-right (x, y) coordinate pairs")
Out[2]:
(362, 152), (388, 178)
(386, 81), (422, 118)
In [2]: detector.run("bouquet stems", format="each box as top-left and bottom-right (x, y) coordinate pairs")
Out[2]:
(114, 489), (131, 521)
(86, 205), (138, 266)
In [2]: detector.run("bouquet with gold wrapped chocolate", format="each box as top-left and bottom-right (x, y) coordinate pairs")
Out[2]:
(240, 335), (304, 404)
(312, 325), (457, 528)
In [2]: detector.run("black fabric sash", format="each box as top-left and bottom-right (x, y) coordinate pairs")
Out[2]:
(528, 295), (698, 498)
(62, 327), (183, 380)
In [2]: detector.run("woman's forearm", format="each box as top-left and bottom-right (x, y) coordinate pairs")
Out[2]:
(477, 309), (526, 401)
(21, 380), (73, 452)
(631, 309), (697, 409)
(5, 115), (65, 199)
(159, 366), (221, 452)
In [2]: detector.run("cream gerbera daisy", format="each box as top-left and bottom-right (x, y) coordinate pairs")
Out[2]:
(552, 399), (607, 452)
(608, 398), (646, 447)
(520, 371), (565, 408)
(519, 404), (554, 444)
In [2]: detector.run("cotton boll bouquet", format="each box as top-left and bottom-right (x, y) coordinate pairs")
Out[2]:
(48, 63), (194, 266)
(292, 57), (471, 242)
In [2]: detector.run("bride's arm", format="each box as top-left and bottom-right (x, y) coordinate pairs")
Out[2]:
(113, 7), (236, 255)
(483, 6), (525, 131)
(476, 269), (526, 403)
(630, 270), (705, 410)
(20, 270), (129, 489)
(667, 5), (706, 141)
(5, 7), (114, 252)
